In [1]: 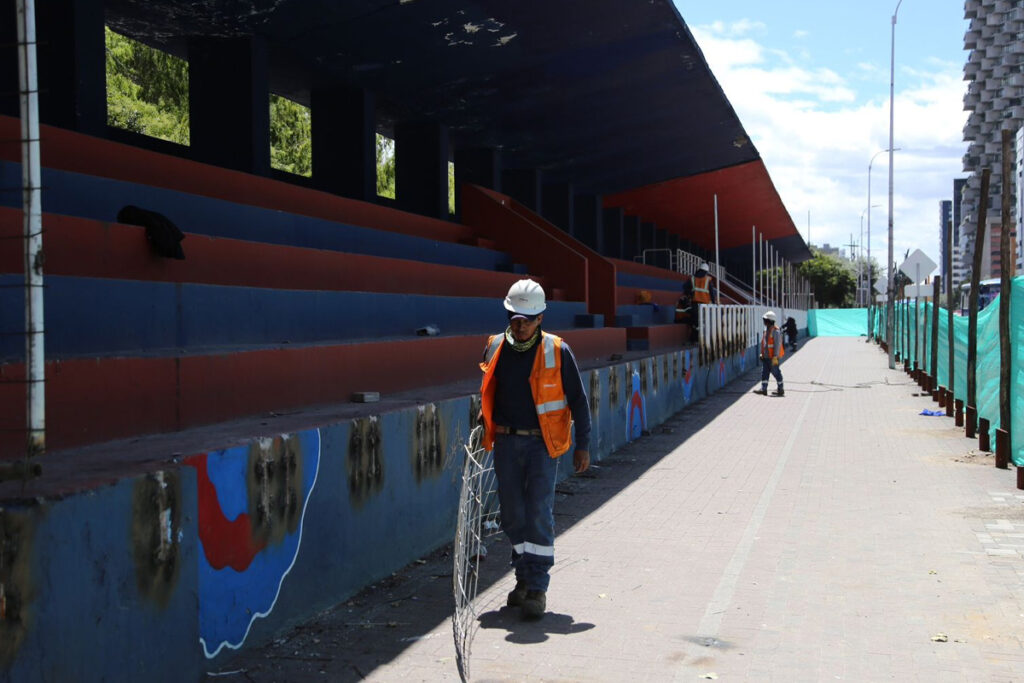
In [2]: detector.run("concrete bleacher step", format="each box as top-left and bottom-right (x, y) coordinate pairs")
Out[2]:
(495, 262), (530, 274)
(626, 324), (690, 352)
(0, 327), (627, 457)
(458, 236), (501, 250)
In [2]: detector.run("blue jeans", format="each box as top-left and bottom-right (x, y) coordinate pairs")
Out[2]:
(761, 357), (783, 390)
(493, 434), (558, 592)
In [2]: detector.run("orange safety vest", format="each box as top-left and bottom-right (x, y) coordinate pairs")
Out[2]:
(761, 326), (785, 359)
(693, 275), (712, 303)
(479, 331), (573, 458)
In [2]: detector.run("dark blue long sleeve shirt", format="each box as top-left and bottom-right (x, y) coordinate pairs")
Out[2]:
(491, 334), (591, 452)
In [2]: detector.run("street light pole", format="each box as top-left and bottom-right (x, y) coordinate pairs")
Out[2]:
(868, 149), (896, 337)
(885, 0), (903, 369)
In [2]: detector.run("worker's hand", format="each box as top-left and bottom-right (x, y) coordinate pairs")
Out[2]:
(758, 354), (763, 361)
(475, 410), (484, 426)
(573, 449), (590, 474)
(772, 357), (779, 366)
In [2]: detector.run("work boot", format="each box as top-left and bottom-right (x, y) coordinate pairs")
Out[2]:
(773, 387), (785, 397)
(754, 387), (768, 395)
(521, 590), (546, 620)
(506, 581), (528, 607)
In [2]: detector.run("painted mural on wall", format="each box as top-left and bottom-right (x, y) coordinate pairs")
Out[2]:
(683, 349), (695, 403)
(185, 429), (321, 658)
(626, 368), (647, 441)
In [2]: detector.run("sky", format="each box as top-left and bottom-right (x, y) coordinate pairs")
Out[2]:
(675, 0), (968, 275)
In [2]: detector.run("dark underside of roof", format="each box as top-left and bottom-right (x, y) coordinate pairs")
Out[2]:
(104, 0), (809, 262)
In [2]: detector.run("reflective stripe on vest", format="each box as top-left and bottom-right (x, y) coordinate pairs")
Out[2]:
(478, 331), (573, 458)
(693, 275), (711, 303)
(761, 327), (785, 358)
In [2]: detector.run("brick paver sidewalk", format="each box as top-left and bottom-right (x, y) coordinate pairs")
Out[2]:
(230, 336), (1024, 682)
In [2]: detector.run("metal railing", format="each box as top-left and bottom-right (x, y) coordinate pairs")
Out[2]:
(697, 304), (808, 365)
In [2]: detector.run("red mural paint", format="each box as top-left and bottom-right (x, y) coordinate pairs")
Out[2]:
(186, 454), (266, 571)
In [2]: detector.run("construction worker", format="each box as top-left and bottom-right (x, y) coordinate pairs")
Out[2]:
(689, 262), (715, 338)
(757, 310), (785, 396)
(478, 279), (591, 620)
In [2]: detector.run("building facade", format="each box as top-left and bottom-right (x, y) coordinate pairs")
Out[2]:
(961, 0), (1023, 281)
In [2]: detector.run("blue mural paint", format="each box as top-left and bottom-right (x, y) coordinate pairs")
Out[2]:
(626, 369), (647, 440)
(191, 429), (321, 659)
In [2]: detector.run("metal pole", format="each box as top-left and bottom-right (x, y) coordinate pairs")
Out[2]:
(752, 225), (756, 304)
(17, 0), (45, 460)
(759, 233), (764, 305)
(886, 0), (903, 369)
(713, 194), (721, 305)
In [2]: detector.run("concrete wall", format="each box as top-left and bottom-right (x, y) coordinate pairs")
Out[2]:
(0, 344), (757, 681)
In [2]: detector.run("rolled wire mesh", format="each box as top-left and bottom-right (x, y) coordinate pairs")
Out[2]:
(452, 425), (500, 682)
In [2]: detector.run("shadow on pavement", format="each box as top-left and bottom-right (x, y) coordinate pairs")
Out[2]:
(478, 607), (596, 645)
(218, 355), (789, 681)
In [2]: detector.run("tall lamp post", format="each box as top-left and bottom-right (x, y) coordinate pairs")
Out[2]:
(885, 0), (903, 369)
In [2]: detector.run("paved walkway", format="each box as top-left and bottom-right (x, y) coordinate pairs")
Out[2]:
(225, 336), (1024, 682)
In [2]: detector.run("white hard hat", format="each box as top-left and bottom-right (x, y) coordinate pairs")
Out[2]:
(763, 310), (776, 322)
(699, 262), (709, 271)
(504, 279), (547, 315)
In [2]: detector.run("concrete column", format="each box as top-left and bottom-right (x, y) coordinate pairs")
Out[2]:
(650, 227), (670, 268)
(575, 194), (604, 252)
(623, 215), (641, 262)
(542, 181), (574, 234)
(603, 207), (624, 259)
(311, 86), (376, 202)
(640, 222), (656, 258)
(34, 0), (106, 134)
(1, 1), (17, 118)
(454, 147), (502, 218)
(189, 36), (271, 175)
(394, 120), (450, 219)
(502, 169), (543, 213)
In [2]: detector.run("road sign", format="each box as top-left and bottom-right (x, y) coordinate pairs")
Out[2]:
(903, 284), (933, 298)
(876, 294), (888, 303)
(874, 277), (887, 293)
(899, 249), (937, 280)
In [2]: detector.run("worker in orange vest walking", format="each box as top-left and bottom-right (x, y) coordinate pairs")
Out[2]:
(756, 310), (785, 396)
(478, 279), (591, 620)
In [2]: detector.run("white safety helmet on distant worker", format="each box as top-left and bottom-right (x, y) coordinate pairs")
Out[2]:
(504, 279), (547, 316)
(763, 311), (777, 322)
(699, 262), (709, 271)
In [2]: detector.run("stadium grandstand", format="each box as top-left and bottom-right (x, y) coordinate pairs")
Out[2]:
(0, 0), (810, 678)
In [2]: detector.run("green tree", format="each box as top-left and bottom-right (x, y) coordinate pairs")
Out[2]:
(376, 134), (396, 199)
(105, 27), (189, 144)
(797, 247), (857, 308)
(270, 95), (311, 176)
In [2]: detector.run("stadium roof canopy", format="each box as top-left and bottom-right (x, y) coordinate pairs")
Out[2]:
(105, 0), (810, 263)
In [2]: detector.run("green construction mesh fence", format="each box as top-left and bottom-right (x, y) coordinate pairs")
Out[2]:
(807, 308), (868, 337)
(870, 276), (1023, 466)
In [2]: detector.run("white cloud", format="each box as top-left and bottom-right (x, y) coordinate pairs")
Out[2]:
(692, 23), (966, 271)
(793, 29), (809, 39)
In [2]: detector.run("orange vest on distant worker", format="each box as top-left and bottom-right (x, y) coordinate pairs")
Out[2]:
(693, 275), (712, 303)
(761, 326), (785, 359)
(479, 332), (572, 458)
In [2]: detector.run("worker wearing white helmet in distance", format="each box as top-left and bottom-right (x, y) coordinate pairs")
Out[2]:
(477, 278), (591, 620)
(756, 310), (785, 396)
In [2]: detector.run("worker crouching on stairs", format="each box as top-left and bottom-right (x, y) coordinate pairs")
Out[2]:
(757, 311), (785, 396)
